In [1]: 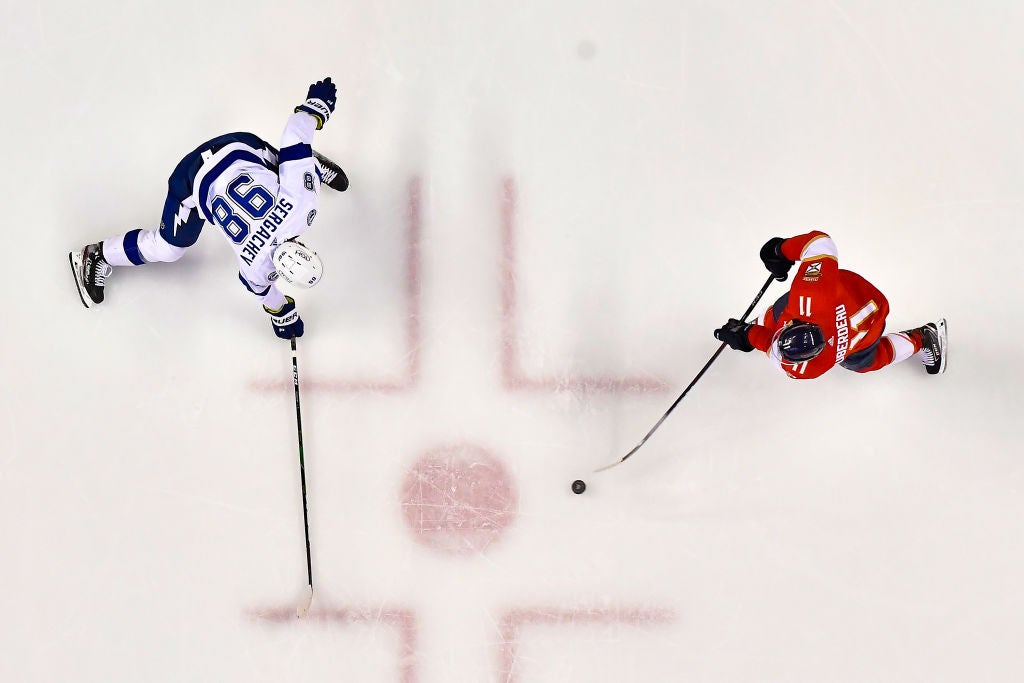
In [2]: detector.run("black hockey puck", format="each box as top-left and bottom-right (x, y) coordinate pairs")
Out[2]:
(572, 479), (587, 495)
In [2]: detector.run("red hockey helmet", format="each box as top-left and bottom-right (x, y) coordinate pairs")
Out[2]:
(776, 320), (825, 362)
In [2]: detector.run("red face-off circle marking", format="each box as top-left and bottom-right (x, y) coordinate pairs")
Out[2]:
(401, 444), (518, 555)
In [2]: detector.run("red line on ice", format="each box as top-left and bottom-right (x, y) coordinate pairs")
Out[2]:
(500, 177), (666, 393)
(497, 605), (674, 683)
(250, 176), (422, 393)
(249, 605), (418, 683)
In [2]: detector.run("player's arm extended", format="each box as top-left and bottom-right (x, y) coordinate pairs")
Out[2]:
(273, 112), (322, 244)
(239, 112), (323, 319)
(778, 230), (838, 264)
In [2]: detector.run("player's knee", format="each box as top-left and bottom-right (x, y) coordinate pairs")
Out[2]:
(842, 338), (893, 373)
(139, 231), (187, 263)
(156, 237), (187, 263)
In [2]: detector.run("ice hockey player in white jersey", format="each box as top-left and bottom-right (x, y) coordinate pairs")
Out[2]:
(69, 77), (348, 340)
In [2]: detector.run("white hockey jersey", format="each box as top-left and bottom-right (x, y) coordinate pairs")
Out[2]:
(183, 113), (321, 311)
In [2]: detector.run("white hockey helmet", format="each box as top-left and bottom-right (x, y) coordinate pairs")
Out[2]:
(272, 240), (323, 288)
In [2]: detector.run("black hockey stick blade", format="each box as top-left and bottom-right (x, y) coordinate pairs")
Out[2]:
(592, 343), (729, 473)
(594, 442), (645, 473)
(594, 273), (776, 473)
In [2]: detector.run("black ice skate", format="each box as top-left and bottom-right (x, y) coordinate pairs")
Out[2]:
(69, 243), (112, 308)
(905, 319), (947, 375)
(312, 150), (349, 192)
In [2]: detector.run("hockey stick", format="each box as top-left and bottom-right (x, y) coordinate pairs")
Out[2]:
(290, 337), (315, 618)
(594, 273), (777, 473)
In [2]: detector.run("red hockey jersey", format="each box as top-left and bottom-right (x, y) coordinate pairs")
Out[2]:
(747, 231), (889, 379)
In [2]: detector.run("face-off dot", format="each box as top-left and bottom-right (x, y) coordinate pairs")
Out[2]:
(401, 444), (518, 555)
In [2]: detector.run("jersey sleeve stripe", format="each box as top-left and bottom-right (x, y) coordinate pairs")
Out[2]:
(197, 149), (266, 222)
(800, 234), (838, 261)
(279, 143), (312, 163)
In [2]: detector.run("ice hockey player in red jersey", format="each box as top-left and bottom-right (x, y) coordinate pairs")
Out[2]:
(714, 231), (947, 380)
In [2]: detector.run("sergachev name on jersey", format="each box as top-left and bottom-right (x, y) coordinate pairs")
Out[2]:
(240, 198), (295, 265)
(835, 304), (849, 362)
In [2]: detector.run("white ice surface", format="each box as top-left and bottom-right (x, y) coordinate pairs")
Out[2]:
(2, 1), (1024, 681)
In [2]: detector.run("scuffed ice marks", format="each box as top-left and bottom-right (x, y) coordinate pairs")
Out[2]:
(401, 443), (518, 555)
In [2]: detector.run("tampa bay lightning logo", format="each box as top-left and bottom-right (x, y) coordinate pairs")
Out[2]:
(304, 172), (315, 191)
(306, 210), (317, 226)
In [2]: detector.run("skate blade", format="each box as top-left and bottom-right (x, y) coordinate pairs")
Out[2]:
(68, 250), (94, 309)
(935, 318), (948, 374)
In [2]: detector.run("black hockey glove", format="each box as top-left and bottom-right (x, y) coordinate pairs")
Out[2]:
(714, 318), (754, 352)
(295, 77), (337, 130)
(265, 296), (305, 339)
(760, 237), (795, 282)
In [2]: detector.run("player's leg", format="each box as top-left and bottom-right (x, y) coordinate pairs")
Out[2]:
(69, 229), (191, 308)
(259, 139), (345, 191)
(841, 320), (947, 375)
(69, 133), (277, 308)
(69, 195), (201, 307)
(100, 227), (189, 266)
